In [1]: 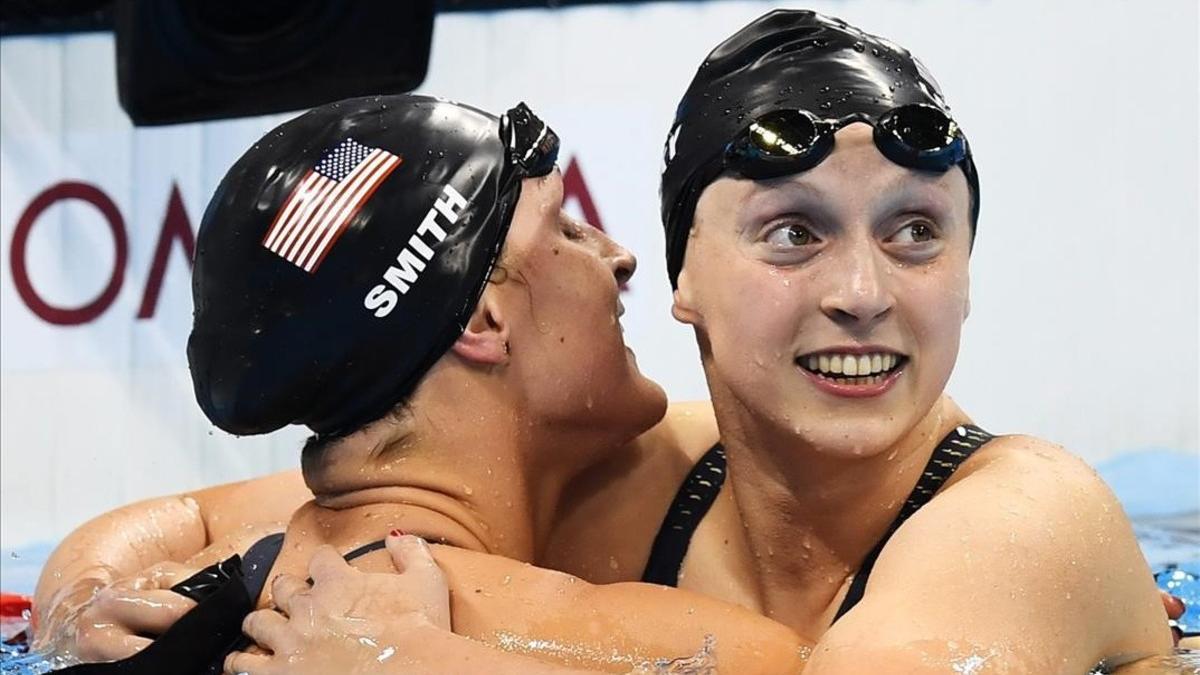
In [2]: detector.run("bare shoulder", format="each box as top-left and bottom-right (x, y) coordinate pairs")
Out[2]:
(186, 468), (310, 543)
(814, 433), (1172, 673)
(542, 401), (718, 583)
(652, 399), (720, 462)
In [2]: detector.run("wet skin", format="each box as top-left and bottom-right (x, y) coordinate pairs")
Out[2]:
(36, 132), (1175, 672)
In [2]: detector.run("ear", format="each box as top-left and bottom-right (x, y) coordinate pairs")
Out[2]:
(670, 268), (703, 327)
(451, 292), (509, 365)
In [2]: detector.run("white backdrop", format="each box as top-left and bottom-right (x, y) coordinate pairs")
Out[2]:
(1, 0), (1197, 559)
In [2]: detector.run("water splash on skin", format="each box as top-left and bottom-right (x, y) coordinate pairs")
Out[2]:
(493, 633), (717, 674)
(950, 652), (992, 674)
(495, 632), (638, 667)
(633, 635), (717, 675)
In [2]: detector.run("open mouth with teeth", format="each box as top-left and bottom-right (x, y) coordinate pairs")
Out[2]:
(796, 351), (908, 386)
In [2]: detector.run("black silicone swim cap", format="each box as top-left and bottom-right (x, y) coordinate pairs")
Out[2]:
(189, 94), (558, 437)
(661, 9), (980, 287)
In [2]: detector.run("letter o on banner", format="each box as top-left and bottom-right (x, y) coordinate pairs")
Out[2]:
(10, 182), (128, 326)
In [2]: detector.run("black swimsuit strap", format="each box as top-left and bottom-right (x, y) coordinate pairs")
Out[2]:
(342, 538), (390, 561)
(301, 538), (390, 584)
(641, 443), (727, 586)
(832, 424), (994, 622)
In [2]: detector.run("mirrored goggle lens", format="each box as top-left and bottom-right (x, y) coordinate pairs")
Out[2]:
(745, 110), (822, 158)
(879, 104), (961, 152)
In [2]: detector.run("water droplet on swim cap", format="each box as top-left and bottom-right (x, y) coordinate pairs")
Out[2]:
(853, 41), (865, 52)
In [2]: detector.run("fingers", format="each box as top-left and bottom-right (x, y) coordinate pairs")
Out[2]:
(385, 531), (410, 573)
(74, 622), (153, 662)
(269, 574), (310, 617)
(224, 649), (273, 675)
(386, 533), (441, 578)
(386, 533), (451, 630)
(307, 545), (353, 584)
(108, 561), (193, 593)
(94, 588), (196, 635)
(242, 609), (293, 655)
(1161, 589), (1186, 620)
(141, 561), (196, 590)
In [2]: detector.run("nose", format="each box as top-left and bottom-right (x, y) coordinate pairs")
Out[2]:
(598, 229), (637, 286)
(819, 239), (894, 331)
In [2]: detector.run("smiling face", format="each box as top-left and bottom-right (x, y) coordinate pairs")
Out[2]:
(673, 124), (972, 457)
(496, 171), (667, 438)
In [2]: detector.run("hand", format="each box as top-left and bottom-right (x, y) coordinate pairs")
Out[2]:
(225, 534), (454, 675)
(32, 561), (198, 663)
(1160, 589), (1186, 646)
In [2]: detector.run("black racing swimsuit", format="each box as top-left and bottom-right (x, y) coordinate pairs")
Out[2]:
(640, 424), (995, 622)
(56, 535), (389, 674)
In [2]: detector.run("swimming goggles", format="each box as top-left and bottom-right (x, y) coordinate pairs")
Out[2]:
(723, 102), (968, 179)
(500, 102), (559, 179)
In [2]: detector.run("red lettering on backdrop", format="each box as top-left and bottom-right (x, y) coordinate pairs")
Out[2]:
(561, 156), (604, 232)
(10, 181), (128, 326)
(137, 183), (195, 319)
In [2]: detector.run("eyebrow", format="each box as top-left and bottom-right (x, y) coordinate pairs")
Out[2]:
(868, 172), (960, 221)
(741, 178), (829, 213)
(741, 170), (959, 223)
(735, 179), (838, 233)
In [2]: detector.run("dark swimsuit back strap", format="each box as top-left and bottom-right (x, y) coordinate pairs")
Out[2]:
(343, 538), (389, 561)
(241, 532), (286, 602)
(641, 443), (727, 586)
(832, 424), (994, 622)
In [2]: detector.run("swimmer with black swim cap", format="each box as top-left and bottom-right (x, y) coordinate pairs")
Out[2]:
(54, 93), (805, 674)
(652, 9), (1176, 672)
(189, 95), (560, 440)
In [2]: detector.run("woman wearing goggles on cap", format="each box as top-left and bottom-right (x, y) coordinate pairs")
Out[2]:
(35, 10), (1179, 674)
(642, 9), (1171, 671)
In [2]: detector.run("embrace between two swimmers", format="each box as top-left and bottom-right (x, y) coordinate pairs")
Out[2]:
(32, 10), (1178, 675)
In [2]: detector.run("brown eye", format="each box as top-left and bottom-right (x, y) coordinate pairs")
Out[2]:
(889, 221), (937, 244)
(765, 223), (816, 247)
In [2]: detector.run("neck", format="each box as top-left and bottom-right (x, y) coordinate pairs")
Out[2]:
(714, 389), (969, 622)
(301, 363), (614, 564)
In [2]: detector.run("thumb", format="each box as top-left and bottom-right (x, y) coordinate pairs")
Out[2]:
(307, 545), (352, 584)
(385, 531), (433, 574)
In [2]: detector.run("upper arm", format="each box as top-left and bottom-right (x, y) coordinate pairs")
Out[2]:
(808, 438), (1171, 674)
(434, 547), (807, 674)
(184, 468), (309, 543)
(34, 469), (309, 621)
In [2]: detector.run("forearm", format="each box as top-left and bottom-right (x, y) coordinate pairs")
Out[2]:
(34, 495), (208, 625)
(34, 469), (309, 627)
(435, 549), (808, 674)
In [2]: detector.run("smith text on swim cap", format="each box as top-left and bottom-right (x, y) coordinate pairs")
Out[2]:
(364, 184), (469, 318)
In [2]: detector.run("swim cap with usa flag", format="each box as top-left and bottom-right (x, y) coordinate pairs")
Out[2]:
(189, 94), (558, 438)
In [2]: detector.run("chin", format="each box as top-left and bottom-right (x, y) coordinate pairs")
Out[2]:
(621, 373), (670, 433)
(746, 389), (911, 456)
(802, 424), (908, 459)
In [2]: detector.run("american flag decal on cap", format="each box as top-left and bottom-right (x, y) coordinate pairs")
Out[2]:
(262, 138), (401, 273)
